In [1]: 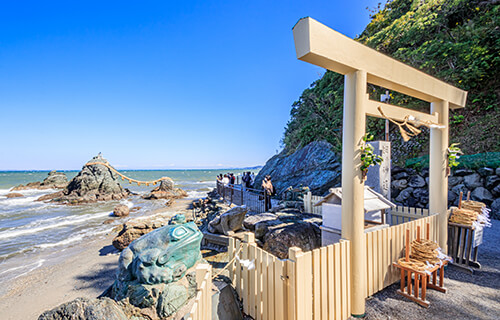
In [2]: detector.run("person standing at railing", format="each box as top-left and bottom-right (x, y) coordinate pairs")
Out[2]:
(242, 172), (252, 189)
(222, 174), (229, 185)
(262, 175), (275, 211)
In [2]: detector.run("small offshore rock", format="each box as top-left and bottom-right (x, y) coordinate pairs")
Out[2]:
(103, 219), (115, 224)
(113, 205), (130, 217)
(6, 192), (23, 198)
(36, 191), (64, 202)
(41, 170), (68, 188)
(142, 178), (187, 200)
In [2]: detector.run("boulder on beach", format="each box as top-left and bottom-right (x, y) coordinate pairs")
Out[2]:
(112, 220), (168, 250)
(38, 297), (127, 320)
(142, 178), (187, 200)
(113, 204), (130, 217)
(49, 154), (131, 204)
(207, 205), (248, 235)
(5, 192), (23, 198)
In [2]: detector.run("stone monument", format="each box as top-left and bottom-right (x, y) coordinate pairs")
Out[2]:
(366, 141), (391, 200)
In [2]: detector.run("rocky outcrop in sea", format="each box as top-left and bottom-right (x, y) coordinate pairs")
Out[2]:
(254, 140), (341, 196)
(142, 178), (187, 200)
(43, 154), (131, 204)
(12, 170), (68, 191)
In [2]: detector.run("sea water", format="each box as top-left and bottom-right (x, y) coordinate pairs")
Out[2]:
(0, 169), (250, 284)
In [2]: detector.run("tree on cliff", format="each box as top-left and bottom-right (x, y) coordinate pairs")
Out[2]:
(283, 0), (499, 161)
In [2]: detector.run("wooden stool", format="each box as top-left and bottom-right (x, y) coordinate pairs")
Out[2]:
(393, 225), (448, 307)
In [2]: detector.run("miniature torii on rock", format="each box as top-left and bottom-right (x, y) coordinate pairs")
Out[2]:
(293, 17), (467, 317)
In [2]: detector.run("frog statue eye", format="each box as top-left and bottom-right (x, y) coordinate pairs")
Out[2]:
(170, 226), (188, 241)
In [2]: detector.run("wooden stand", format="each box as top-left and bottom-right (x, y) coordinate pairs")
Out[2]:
(393, 225), (448, 307)
(447, 191), (482, 273)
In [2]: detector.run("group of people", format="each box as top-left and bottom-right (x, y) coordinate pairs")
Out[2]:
(216, 172), (256, 187)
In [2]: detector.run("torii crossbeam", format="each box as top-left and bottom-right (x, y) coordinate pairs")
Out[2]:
(293, 17), (467, 317)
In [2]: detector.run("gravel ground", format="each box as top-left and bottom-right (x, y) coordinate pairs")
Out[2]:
(365, 219), (500, 320)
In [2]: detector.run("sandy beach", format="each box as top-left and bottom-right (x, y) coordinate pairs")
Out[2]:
(0, 199), (193, 320)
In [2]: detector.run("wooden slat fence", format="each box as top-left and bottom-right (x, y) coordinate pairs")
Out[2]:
(390, 205), (431, 225)
(186, 264), (212, 320)
(228, 233), (351, 320)
(364, 213), (440, 297)
(303, 191), (323, 215)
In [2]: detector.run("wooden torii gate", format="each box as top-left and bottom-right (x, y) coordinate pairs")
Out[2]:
(293, 17), (467, 317)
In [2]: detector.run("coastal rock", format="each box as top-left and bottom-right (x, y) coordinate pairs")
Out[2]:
(38, 297), (127, 320)
(477, 167), (494, 177)
(408, 175), (426, 188)
(491, 199), (500, 220)
(11, 181), (42, 191)
(5, 192), (23, 198)
(454, 169), (475, 177)
(485, 175), (500, 189)
(464, 173), (483, 189)
(112, 219), (170, 250)
(52, 154), (131, 204)
(492, 184), (500, 197)
(36, 191), (64, 202)
(395, 187), (414, 203)
(142, 178), (187, 200)
(263, 221), (321, 259)
(254, 141), (341, 196)
(392, 179), (408, 190)
(113, 205), (130, 217)
(243, 213), (278, 230)
(448, 176), (464, 187)
(470, 187), (494, 205)
(207, 206), (248, 235)
(41, 170), (68, 188)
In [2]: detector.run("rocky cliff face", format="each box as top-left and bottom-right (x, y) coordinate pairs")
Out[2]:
(254, 141), (341, 196)
(51, 155), (130, 204)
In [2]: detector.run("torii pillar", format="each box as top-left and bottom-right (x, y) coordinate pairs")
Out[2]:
(293, 17), (467, 317)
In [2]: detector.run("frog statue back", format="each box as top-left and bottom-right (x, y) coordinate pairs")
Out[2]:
(110, 220), (204, 318)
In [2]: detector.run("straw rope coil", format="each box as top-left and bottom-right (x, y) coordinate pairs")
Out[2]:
(449, 208), (478, 226)
(461, 200), (486, 213)
(398, 239), (443, 271)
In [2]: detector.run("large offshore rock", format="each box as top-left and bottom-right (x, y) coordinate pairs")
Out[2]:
(208, 206), (248, 235)
(50, 154), (130, 204)
(143, 178), (187, 200)
(263, 221), (321, 259)
(38, 297), (127, 320)
(254, 141), (341, 196)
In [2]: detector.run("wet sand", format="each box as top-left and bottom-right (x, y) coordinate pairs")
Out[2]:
(0, 199), (193, 320)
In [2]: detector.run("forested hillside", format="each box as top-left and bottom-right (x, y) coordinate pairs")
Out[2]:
(283, 0), (499, 164)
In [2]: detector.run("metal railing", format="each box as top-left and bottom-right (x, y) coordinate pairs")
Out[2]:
(217, 181), (269, 213)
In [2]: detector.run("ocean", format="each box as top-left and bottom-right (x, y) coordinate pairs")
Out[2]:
(0, 169), (250, 285)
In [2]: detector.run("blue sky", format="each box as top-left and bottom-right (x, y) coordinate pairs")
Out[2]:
(0, 0), (381, 170)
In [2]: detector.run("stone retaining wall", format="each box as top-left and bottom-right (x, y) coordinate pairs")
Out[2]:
(391, 166), (500, 219)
